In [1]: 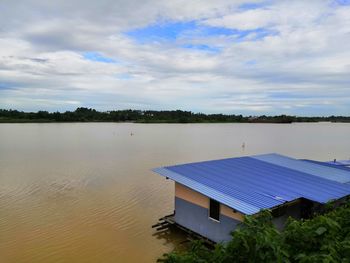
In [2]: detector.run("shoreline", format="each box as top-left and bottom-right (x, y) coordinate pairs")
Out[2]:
(0, 119), (349, 124)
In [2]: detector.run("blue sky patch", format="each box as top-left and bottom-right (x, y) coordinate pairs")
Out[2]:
(125, 21), (244, 43)
(235, 28), (278, 42)
(333, 0), (350, 5)
(245, 60), (257, 66)
(268, 92), (316, 99)
(125, 21), (197, 42)
(0, 82), (18, 90)
(115, 73), (133, 80)
(194, 25), (239, 37)
(239, 1), (270, 10)
(125, 20), (277, 44)
(181, 44), (221, 53)
(83, 52), (116, 63)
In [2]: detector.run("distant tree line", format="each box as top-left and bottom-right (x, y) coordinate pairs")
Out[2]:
(0, 107), (349, 123)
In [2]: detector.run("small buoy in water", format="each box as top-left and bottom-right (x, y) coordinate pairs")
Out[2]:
(130, 132), (134, 136)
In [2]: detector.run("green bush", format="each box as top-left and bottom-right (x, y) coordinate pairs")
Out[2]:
(159, 202), (350, 263)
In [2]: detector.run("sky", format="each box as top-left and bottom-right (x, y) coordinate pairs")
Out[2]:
(0, 0), (349, 115)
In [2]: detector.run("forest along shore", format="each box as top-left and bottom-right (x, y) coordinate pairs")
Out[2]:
(1, 108), (350, 123)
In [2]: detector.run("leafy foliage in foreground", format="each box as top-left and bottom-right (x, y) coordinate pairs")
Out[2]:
(160, 202), (350, 263)
(1, 107), (350, 123)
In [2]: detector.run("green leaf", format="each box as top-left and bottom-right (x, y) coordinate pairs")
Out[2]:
(315, 227), (327, 235)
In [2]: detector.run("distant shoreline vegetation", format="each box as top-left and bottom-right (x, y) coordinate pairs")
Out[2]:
(0, 108), (349, 123)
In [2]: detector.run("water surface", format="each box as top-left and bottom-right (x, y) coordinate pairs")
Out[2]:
(1, 123), (349, 262)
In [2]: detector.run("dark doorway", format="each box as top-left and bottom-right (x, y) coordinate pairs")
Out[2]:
(209, 199), (220, 221)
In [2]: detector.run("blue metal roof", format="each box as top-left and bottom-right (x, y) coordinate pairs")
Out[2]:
(153, 154), (350, 215)
(303, 159), (350, 173)
(254, 153), (350, 184)
(326, 160), (350, 167)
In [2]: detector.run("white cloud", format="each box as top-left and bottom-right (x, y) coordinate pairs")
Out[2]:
(0, 0), (349, 115)
(202, 9), (273, 30)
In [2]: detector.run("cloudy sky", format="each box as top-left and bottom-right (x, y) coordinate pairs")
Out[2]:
(0, 0), (349, 115)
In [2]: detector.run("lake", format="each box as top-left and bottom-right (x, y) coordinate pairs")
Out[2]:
(0, 123), (350, 262)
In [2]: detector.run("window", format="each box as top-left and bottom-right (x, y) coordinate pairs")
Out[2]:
(209, 199), (220, 222)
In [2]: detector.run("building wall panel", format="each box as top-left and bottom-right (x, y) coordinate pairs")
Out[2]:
(221, 204), (245, 221)
(175, 182), (208, 209)
(174, 197), (240, 243)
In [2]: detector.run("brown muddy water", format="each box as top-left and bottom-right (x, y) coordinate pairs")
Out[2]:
(0, 123), (350, 262)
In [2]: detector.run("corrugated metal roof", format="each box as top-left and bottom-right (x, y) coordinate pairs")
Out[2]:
(153, 167), (261, 214)
(153, 154), (350, 215)
(325, 160), (350, 167)
(253, 153), (350, 184)
(303, 159), (350, 173)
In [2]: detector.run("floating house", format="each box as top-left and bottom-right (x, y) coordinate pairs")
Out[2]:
(153, 153), (350, 243)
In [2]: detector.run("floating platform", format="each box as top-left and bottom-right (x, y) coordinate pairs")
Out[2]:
(152, 213), (215, 247)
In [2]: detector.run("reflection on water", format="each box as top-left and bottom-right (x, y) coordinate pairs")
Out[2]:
(0, 123), (349, 262)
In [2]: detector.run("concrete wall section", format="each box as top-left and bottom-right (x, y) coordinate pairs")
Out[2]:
(175, 182), (208, 209)
(174, 197), (241, 243)
(221, 204), (245, 222)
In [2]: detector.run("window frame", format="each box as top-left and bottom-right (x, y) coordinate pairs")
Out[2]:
(208, 198), (220, 222)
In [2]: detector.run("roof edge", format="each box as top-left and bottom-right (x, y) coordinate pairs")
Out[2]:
(153, 167), (261, 215)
